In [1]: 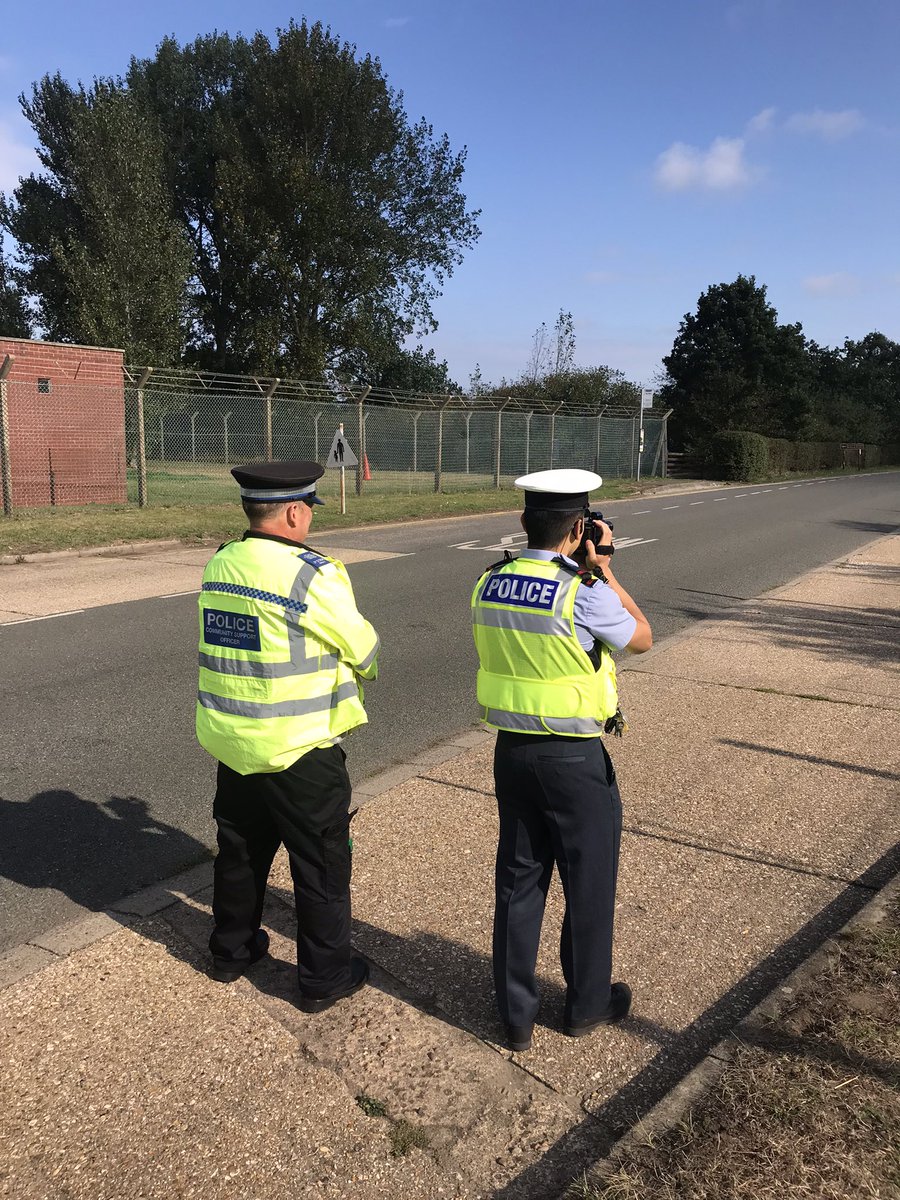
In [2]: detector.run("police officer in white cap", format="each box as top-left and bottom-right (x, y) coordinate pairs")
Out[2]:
(196, 461), (379, 1011)
(470, 469), (652, 1051)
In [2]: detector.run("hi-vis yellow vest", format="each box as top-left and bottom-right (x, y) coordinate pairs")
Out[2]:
(196, 534), (380, 774)
(471, 555), (617, 736)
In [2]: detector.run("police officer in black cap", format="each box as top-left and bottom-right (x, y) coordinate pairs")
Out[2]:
(196, 461), (380, 1011)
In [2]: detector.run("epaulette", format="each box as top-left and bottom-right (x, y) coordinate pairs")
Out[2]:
(551, 555), (606, 587)
(296, 543), (334, 571)
(479, 549), (518, 577)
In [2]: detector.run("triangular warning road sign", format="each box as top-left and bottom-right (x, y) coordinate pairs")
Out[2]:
(325, 429), (358, 468)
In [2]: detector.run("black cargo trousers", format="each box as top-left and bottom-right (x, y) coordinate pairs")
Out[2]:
(492, 730), (623, 1028)
(209, 743), (353, 996)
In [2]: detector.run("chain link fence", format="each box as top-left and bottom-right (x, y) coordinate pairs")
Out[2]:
(122, 370), (670, 508)
(0, 361), (670, 514)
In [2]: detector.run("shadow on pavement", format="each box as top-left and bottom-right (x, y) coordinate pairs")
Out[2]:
(721, 740), (900, 782)
(0, 789), (211, 942)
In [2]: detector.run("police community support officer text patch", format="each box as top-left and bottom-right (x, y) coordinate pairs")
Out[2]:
(481, 575), (560, 609)
(204, 608), (262, 651)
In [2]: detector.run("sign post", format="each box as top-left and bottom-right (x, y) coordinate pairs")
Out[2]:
(325, 425), (359, 514)
(637, 389), (654, 481)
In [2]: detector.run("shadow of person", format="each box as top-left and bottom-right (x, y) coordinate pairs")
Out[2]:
(0, 788), (212, 948)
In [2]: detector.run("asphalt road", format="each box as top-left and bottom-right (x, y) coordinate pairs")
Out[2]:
(1, 471), (897, 950)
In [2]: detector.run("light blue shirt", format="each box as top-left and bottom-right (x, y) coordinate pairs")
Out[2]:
(519, 550), (637, 652)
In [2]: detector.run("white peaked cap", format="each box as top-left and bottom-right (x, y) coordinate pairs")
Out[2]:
(515, 469), (602, 492)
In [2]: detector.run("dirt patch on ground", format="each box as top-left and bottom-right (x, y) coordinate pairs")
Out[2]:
(573, 890), (900, 1199)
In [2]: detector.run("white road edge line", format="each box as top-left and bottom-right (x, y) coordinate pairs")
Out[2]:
(713, 497), (728, 502)
(1, 609), (85, 626)
(661, 505), (679, 510)
(161, 590), (201, 598)
(689, 501), (704, 505)
(631, 510), (652, 515)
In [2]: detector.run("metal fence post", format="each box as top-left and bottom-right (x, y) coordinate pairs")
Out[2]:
(630, 417), (637, 478)
(0, 356), (13, 516)
(191, 412), (198, 463)
(524, 411), (533, 474)
(356, 387), (370, 495)
(434, 397), (450, 492)
(262, 378), (279, 458)
(223, 411), (233, 464)
(549, 404), (562, 468)
(135, 368), (152, 508)
(159, 415), (165, 463)
(594, 408), (606, 474)
(494, 399), (510, 488)
(412, 411), (421, 473)
(464, 411), (472, 474)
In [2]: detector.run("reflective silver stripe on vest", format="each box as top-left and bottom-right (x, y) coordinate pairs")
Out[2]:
(198, 651), (338, 678)
(198, 678), (360, 719)
(485, 708), (603, 735)
(472, 607), (571, 636)
(356, 637), (381, 672)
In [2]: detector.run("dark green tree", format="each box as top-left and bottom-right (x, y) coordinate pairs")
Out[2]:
(0, 235), (32, 338)
(367, 344), (459, 393)
(128, 21), (480, 375)
(3, 75), (191, 360)
(661, 275), (812, 448)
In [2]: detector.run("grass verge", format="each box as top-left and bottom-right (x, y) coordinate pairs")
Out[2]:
(571, 891), (900, 1199)
(0, 477), (673, 556)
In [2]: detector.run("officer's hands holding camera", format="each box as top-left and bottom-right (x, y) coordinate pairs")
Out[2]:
(584, 519), (614, 571)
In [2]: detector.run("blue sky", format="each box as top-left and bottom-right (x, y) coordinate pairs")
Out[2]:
(1, 0), (898, 388)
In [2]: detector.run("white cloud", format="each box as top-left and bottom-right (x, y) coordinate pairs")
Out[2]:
(746, 107), (777, 136)
(655, 136), (754, 192)
(0, 117), (38, 195)
(786, 108), (865, 140)
(803, 272), (860, 296)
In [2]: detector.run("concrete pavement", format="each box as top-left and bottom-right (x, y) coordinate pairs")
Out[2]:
(0, 534), (897, 1198)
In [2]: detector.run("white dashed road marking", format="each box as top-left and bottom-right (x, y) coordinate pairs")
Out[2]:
(689, 501), (704, 505)
(0, 609), (84, 627)
(662, 505), (679, 510)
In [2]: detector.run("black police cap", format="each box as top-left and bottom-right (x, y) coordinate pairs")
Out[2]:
(231, 461), (326, 504)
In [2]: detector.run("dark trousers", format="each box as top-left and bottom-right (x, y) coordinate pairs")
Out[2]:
(493, 732), (623, 1026)
(210, 743), (353, 996)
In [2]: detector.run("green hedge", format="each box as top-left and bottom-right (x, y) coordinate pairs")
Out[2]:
(708, 431), (769, 481)
(706, 433), (899, 481)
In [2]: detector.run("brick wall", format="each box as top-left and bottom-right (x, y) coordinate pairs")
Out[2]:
(0, 339), (127, 506)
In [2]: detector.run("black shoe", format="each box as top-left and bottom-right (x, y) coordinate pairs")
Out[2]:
(210, 930), (270, 984)
(564, 982), (632, 1037)
(294, 957), (370, 1013)
(505, 1023), (534, 1052)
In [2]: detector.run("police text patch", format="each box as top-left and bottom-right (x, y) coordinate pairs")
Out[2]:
(301, 551), (330, 569)
(204, 608), (261, 651)
(481, 574), (559, 609)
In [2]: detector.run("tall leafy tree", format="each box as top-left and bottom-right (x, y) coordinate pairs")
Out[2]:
(3, 76), (191, 360)
(0, 234), (32, 338)
(661, 275), (812, 448)
(127, 20), (480, 375)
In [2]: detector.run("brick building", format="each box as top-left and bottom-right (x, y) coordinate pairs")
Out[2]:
(0, 338), (126, 507)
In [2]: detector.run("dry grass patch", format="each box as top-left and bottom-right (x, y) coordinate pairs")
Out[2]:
(572, 893), (900, 1199)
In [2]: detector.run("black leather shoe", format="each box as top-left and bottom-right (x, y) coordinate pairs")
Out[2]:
(210, 930), (270, 984)
(505, 1024), (534, 1052)
(294, 957), (370, 1013)
(564, 982), (632, 1037)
